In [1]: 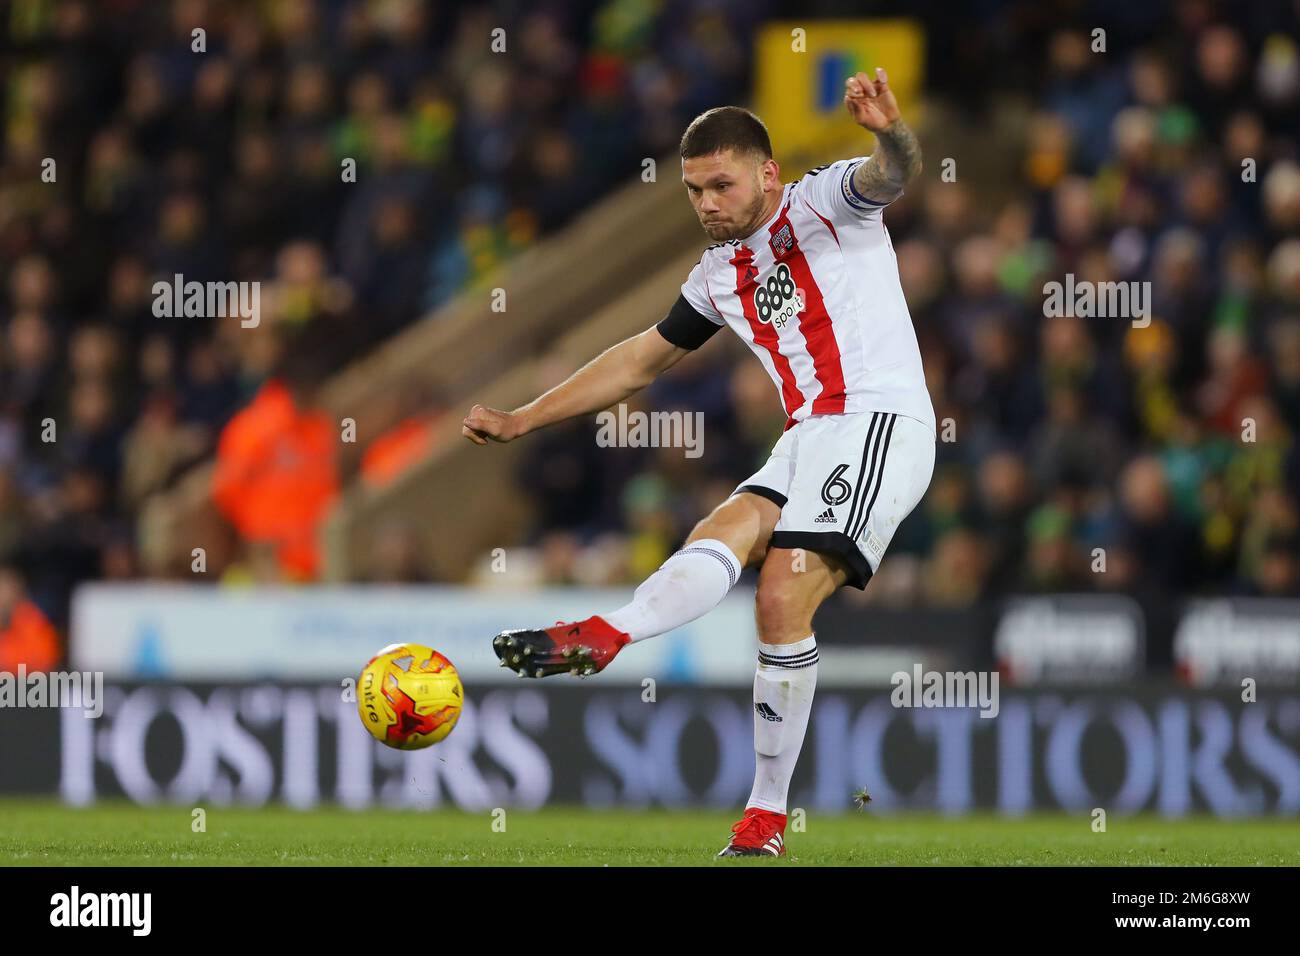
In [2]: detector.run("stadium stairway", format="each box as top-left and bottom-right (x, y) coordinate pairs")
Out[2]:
(318, 245), (708, 581)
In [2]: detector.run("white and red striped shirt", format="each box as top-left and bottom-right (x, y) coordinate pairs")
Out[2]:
(663, 156), (935, 435)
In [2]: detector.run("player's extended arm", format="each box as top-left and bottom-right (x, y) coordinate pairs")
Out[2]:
(843, 67), (922, 204)
(461, 326), (690, 444)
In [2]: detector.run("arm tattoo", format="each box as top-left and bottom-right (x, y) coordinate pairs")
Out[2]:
(852, 119), (922, 203)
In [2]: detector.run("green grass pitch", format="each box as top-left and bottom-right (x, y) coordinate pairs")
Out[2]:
(1, 800), (1297, 866)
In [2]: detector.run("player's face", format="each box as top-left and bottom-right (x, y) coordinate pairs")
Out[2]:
(682, 150), (780, 241)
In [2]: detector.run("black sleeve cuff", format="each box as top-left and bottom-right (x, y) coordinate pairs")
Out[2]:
(656, 294), (723, 350)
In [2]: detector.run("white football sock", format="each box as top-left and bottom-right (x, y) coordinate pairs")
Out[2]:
(746, 635), (818, 814)
(602, 538), (743, 643)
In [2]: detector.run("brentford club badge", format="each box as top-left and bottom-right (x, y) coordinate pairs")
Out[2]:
(769, 222), (794, 258)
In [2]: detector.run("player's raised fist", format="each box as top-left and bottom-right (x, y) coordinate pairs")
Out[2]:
(461, 404), (522, 444)
(844, 67), (900, 132)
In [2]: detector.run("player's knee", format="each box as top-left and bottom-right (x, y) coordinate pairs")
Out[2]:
(754, 574), (811, 640)
(687, 501), (766, 567)
(746, 538), (772, 567)
(729, 528), (771, 568)
(685, 511), (719, 543)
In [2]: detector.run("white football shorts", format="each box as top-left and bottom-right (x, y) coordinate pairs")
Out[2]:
(732, 411), (935, 589)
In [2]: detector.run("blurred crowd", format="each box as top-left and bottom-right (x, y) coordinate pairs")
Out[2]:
(0, 0), (762, 642)
(2, 0), (1299, 668)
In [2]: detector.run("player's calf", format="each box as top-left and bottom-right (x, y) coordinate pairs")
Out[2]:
(686, 489), (782, 569)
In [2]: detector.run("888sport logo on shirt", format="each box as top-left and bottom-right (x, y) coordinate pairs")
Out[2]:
(753, 262), (804, 330)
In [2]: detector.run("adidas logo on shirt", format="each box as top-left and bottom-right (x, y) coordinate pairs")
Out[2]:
(814, 507), (837, 523)
(755, 702), (783, 722)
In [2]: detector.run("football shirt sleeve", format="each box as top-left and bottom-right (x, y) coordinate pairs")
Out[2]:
(799, 156), (896, 224)
(656, 257), (725, 350)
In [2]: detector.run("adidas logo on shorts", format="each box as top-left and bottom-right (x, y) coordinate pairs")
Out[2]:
(814, 507), (837, 523)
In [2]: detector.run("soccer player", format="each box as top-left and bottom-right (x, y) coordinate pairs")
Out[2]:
(462, 69), (935, 857)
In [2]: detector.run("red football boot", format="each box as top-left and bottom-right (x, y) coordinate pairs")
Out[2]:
(717, 807), (788, 857)
(492, 615), (631, 678)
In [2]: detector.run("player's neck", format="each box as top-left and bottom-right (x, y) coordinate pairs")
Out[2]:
(740, 190), (785, 241)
